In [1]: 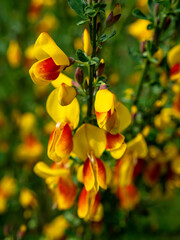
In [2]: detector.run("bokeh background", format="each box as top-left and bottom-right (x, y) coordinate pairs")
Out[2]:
(0, 0), (180, 239)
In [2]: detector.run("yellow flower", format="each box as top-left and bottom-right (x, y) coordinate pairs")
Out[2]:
(73, 124), (111, 192)
(127, 19), (154, 41)
(95, 87), (131, 134)
(43, 216), (69, 240)
(46, 88), (80, 162)
(167, 44), (180, 82)
(29, 32), (69, 86)
(34, 161), (77, 210)
(78, 187), (103, 221)
(19, 188), (38, 208)
(7, 40), (22, 68)
(114, 134), (148, 187)
(15, 134), (43, 163)
(0, 176), (17, 197)
(36, 14), (59, 33)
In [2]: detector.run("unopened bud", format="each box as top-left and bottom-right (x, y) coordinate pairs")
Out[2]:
(97, 22), (102, 35)
(75, 67), (84, 84)
(164, 16), (171, 30)
(96, 59), (105, 77)
(106, 3), (121, 27)
(140, 41), (147, 54)
(68, 57), (75, 66)
(154, 3), (159, 16)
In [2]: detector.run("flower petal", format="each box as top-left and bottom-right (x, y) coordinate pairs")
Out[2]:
(34, 161), (69, 178)
(167, 44), (180, 68)
(34, 32), (69, 66)
(114, 101), (132, 133)
(83, 158), (95, 191)
(95, 88), (115, 113)
(96, 158), (107, 189)
(106, 132), (124, 150)
(127, 134), (148, 158)
(55, 123), (73, 159)
(46, 88), (80, 129)
(78, 187), (89, 218)
(57, 177), (77, 209)
(58, 83), (77, 106)
(73, 123), (106, 161)
(110, 142), (127, 159)
(29, 57), (62, 86)
(51, 73), (72, 88)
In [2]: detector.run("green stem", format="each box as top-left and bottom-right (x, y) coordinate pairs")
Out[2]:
(87, 11), (97, 119)
(134, 59), (149, 105)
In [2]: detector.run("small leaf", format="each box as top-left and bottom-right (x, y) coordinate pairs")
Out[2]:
(149, 57), (159, 64)
(132, 9), (147, 19)
(99, 30), (116, 42)
(85, 7), (97, 17)
(77, 19), (90, 26)
(76, 49), (89, 62)
(147, 23), (154, 29)
(67, 0), (86, 19)
(148, 0), (155, 12)
(92, 57), (100, 64)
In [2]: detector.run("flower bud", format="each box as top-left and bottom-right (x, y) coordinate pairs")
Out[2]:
(154, 3), (159, 16)
(96, 59), (105, 77)
(106, 3), (121, 27)
(82, 29), (92, 56)
(68, 57), (75, 66)
(140, 41), (147, 53)
(75, 67), (84, 84)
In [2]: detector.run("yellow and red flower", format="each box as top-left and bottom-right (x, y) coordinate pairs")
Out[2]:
(46, 87), (79, 162)
(73, 123), (111, 192)
(94, 87), (131, 134)
(117, 184), (140, 210)
(167, 44), (180, 82)
(29, 32), (69, 86)
(34, 161), (77, 210)
(78, 187), (103, 221)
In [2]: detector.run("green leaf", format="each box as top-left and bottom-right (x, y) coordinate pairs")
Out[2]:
(149, 57), (159, 64)
(148, 0), (155, 12)
(99, 30), (116, 42)
(76, 49), (89, 62)
(67, 0), (86, 19)
(85, 6), (97, 17)
(147, 23), (154, 29)
(77, 19), (90, 26)
(132, 9), (147, 19)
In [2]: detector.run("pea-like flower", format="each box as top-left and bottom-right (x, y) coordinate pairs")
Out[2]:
(46, 88), (80, 162)
(94, 87), (131, 134)
(34, 161), (77, 210)
(167, 44), (180, 83)
(73, 124), (111, 192)
(29, 32), (69, 86)
(78, 187), (103, 221)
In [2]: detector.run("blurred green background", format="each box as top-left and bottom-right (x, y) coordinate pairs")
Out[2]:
(0, 0), (180, 239)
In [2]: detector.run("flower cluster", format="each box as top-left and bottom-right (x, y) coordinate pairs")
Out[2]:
(29, 23), (135, 220)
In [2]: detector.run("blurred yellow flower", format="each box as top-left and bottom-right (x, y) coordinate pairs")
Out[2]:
(43, 216), (69, 240)
(127, 19), (154, 41)
(19, 188), (38, 208)
(7, 40), (22, 68)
